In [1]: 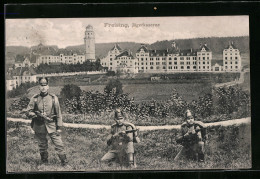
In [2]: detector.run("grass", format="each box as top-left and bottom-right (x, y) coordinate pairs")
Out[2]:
(6, 121), (251, 172)
(26, 83), (212, 103)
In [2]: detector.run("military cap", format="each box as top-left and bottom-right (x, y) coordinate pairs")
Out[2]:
(39, 77), (49, 86)
(185, 109), (193, 119)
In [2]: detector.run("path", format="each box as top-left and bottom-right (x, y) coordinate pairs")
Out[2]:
(7, 117), (251, 131)
(215, 70), (247, 88)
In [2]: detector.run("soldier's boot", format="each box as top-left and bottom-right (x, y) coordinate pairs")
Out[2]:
(128, 153), (136, 169)
(198, 153), (205, 162)
(58, 154), (69, 167)
(40, 152), (48, 164)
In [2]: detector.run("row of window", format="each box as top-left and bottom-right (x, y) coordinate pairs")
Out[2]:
(136, 65), (211, 70)
(42, 56), (83, 59)
(225, 61), (239, 64)
(224, 57), (239, 60)
(225, 66), (239, 69)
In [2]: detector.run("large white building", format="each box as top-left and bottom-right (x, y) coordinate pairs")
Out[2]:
(101, 41), (242, 74)
(6, 67), (37, 90)
(13, 25), (96, 69)
(223, 42), (242, 72)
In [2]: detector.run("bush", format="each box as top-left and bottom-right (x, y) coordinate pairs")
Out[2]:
(9, 96), (30, 111)
(7, 82), (37, 98)
(60, 84), (82, 100)
(104, 79), (123, 95)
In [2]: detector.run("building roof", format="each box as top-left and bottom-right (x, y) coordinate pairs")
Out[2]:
(110, 44), (122, 51)
(11, 67), (37, 76)
(211, 60), (223, 66)
(179, 49), (197, 56)
(136, 45), (149, 53)
(199, 44), (211, 52)
(225, 42), (238, 49)
(6, 73), (13, 80)
(116, 50), (135, 59)
(31, 44), (58, 56)
(149, 49), (168, 56)
(15, 55), (25, 63)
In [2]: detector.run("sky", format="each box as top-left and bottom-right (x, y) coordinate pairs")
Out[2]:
(5, 16), (249, 48)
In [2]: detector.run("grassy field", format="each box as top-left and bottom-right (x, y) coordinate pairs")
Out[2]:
(27, 83), (212, 103)
(6, 121), (251, 172)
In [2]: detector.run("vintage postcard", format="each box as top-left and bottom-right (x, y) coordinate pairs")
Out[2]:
(5, 16), (250, 172)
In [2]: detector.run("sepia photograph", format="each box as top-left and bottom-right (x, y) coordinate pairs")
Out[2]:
(5, 16), (251, 172)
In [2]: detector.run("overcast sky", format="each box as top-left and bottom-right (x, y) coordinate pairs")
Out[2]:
(5, 16), (249, 48)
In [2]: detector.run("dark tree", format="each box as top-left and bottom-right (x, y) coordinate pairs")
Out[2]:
(104, 79), (123, 96)
(60, 84), (82, 100)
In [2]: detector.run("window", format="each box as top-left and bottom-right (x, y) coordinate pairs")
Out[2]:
(174, 66), (178, 69)
(207, 57), (209, 60)
(235, 66), (238, 69)
(169, 58), (172, 60)
(180, 57), (184, 60)
(181, 66), (184, 69)
(225, 62), (228, 64)
(187, 66), (190, 69)
(174, 62), (177, 65)
(203, 62), (205, 65)
(230, 57), (232, 60)
(150, 66), (153, 69)
(150, 62), (154, 65)
(193, 66), (196, 69)
(174, 57), (177, 60)
(180, 62), (184, 65)
(225, 57), (227, 60)
(168, 66), (172, 69)
(203, 57), (205, 60)
(203, 66), (205, 69)
(156, 62), (160, 65)
(110, 63), (112, 65)
(141, 58), (144, 61)
(156, 66), (160, 69)
(235, 61), (238, 64)
(163, 66), (166, 69)
(187, 62), (190, 65)
(169, 62), (172, 65)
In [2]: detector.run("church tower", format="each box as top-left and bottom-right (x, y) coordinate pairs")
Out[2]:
(84, 25), (95, 61)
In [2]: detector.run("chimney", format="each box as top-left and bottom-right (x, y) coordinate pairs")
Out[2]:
(167, 48), (168, 52)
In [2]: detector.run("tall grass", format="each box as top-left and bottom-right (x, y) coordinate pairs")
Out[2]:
(6, 121), (251, 172)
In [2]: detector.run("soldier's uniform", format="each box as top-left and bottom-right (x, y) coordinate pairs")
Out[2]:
(176, 110), (206, 162)
(26, 77), (68, 166)
(101, 109), (140, 168)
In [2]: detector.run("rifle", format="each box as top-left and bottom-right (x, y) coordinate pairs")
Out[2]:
(173, 146), (184, 161)
(34, 111), (57, 122)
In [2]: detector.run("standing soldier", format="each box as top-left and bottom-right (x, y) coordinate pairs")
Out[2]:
(101, 107), (140, 169)
(175, 110), (207, 162)
(25, 77), (69, 167)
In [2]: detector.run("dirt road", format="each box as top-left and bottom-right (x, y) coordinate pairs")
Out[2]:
(7, 117), (250, 131)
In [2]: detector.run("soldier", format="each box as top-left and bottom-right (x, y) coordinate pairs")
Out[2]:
(101, 107), (140, 169)
(25, 77), (69, 167)
(175, 110), (207, 162)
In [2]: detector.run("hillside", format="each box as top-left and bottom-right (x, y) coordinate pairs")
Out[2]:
(6, 36), (249, 64)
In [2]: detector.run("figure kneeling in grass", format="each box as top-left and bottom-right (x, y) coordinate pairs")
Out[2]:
(101, 107), (140, 169)
(175, 109), (207, 162)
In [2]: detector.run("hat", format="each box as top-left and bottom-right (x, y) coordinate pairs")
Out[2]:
(185, 109), (193, 119)
(39, 77), (49, 86)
